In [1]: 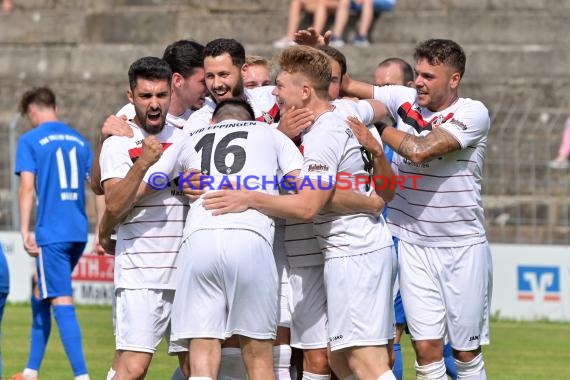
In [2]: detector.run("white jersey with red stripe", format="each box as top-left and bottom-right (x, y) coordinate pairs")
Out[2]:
(298, 111), (392, 260)
(100, 122), (188, 290)
(285, 99), (379, 267)
(182, 86), (280, 133)
(116, 103), (194, 130)
(373, 85), (490, 247)
(146, 119), (302, 247)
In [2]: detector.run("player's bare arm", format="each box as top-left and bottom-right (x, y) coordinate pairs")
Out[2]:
(203, 171), (333, 222)
(103, 135), (163, 220)
(382, 126), (461, 165)
(91, 114), (133, 195)
(325, 189), (385, 215)
(18, 171), (39, 257)
(347, 116), (395, 202)
(340, 73), (374, 100)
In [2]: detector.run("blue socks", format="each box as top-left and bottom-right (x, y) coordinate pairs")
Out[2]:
(26, 295), (52, 371)
(392, 343), (403, 380)
(53, 305), (88, 376)
(444, 343), (458, 380)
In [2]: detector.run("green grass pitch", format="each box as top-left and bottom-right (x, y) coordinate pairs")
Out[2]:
(1, 304), (569, 379)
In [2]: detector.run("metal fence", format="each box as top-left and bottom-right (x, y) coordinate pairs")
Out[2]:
(1, 99), (569, 245)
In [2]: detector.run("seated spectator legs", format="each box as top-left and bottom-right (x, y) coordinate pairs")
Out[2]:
(549, 116), (570, 169)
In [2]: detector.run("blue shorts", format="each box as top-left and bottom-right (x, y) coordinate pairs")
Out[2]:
(0, 292), (7, 319)
(393, 236), (406, 325)
(351, 0), (396, 12)
(37, 242), (86, 299)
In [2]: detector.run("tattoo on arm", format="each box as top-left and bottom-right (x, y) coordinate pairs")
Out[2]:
(397, 128), (461, 163)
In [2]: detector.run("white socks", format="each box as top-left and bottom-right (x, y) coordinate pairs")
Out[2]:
(415, 359), (447, 380)
(274, 345), (293, 380)
(22, 369), (39, 380)
(455, 353), (487, 379)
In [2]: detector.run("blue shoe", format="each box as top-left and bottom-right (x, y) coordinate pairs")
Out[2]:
(329, 35), (345, 47)
(352, 34), (371, 47)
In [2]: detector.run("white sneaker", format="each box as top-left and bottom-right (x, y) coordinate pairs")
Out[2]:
(548, 159), (569, 169)
(273, 36), (295, 49)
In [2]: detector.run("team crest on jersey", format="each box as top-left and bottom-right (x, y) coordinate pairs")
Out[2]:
(261, 111), (274, 124)
(431, 115), (446, 129)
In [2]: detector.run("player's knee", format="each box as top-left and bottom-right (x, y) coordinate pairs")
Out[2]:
(413, 339), (443, 365)
(304, 349), (330, 374)
(453, 347), (481, 362)
(122, 361), (149, 379)
(454, 353), (485, 377)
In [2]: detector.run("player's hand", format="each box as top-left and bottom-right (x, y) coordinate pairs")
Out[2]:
(347, 116), (383, 157)
(277, 106), (314, 139)
(202, 190), (251, 215)
(139, 136), (163, 168)
(98, 232), (116, 255)
(368, 190), (386, 216)
(293, 27), (332, 46)
(101, 115), (133, 138)
(21, 231), (39, 257)
(91, 236), (108, 256)
(181, 169), (206, 200)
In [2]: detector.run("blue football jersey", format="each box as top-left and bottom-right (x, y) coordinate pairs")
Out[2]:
(15, 121), (93, 245)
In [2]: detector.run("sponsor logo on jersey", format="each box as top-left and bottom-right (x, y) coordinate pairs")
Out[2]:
(449, 118), (468, 130)
(308, 163), (329, 172)
(517, 266), (561, 302)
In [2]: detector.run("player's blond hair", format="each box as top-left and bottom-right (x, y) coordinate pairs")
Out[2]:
(277, 45), (331, 99)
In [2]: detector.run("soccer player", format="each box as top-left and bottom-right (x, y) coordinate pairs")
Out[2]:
(98, 56), (187, 380)
(92, 40), (206, 380)
(14, 87), (92, 380)
(242, 55), (273, 89)
(141, 98), (303, 380)
(343, 39), (492, 380)
(203, 45), (398, 380)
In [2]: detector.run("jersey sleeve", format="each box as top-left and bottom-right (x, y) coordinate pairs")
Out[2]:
(299, 123), (346, 184)
(439, 100), (490, 149)
(99, 137), (132, 184)
(14, 135), (36, 175)
(272, 129), (303, 176)
(115, 103), (136, 119)
(373, 85), (415, 121)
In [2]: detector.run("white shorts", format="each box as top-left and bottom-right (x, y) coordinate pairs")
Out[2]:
(324, 247), (396, 351)
(115, 288), (174, 353)
(274, 237), (292, 328)
(398, 240), (492, 351)
(289, 265), (328, 349)
(171, 229), (279, 341)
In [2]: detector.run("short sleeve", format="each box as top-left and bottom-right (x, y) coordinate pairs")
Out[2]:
(439, 100), (490, 149)
(15, 135), (36, 175)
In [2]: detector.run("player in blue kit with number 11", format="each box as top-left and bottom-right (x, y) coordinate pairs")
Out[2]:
(13, 87), (92, 380)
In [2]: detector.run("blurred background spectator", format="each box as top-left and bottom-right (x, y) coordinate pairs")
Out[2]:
(330, 0), (396, 47)
(273, 0), (339, 48)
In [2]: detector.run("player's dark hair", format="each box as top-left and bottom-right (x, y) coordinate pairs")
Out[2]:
(162, 40), (205, 77)
(378, 57), (415, 84)
(128, 56), (173, 90)
(204, 38), (246, 68)
(212, 98), (255, 122)
(19, 87), (56, 115)
(414, 39), (466, 78)
(316, 45), (347, 78)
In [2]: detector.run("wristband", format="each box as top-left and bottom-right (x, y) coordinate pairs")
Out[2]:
(375, 122), (393, 137)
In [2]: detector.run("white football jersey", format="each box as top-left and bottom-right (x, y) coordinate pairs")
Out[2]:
(285, 99), (380, 267)
(373, 85), (490, 247)
(100, 122), (187, 290)
(298, 111), (393, 260)
(146, 119), (302, 246)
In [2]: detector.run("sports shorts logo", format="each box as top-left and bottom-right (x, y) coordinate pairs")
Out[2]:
(517, 266), (560, 302)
